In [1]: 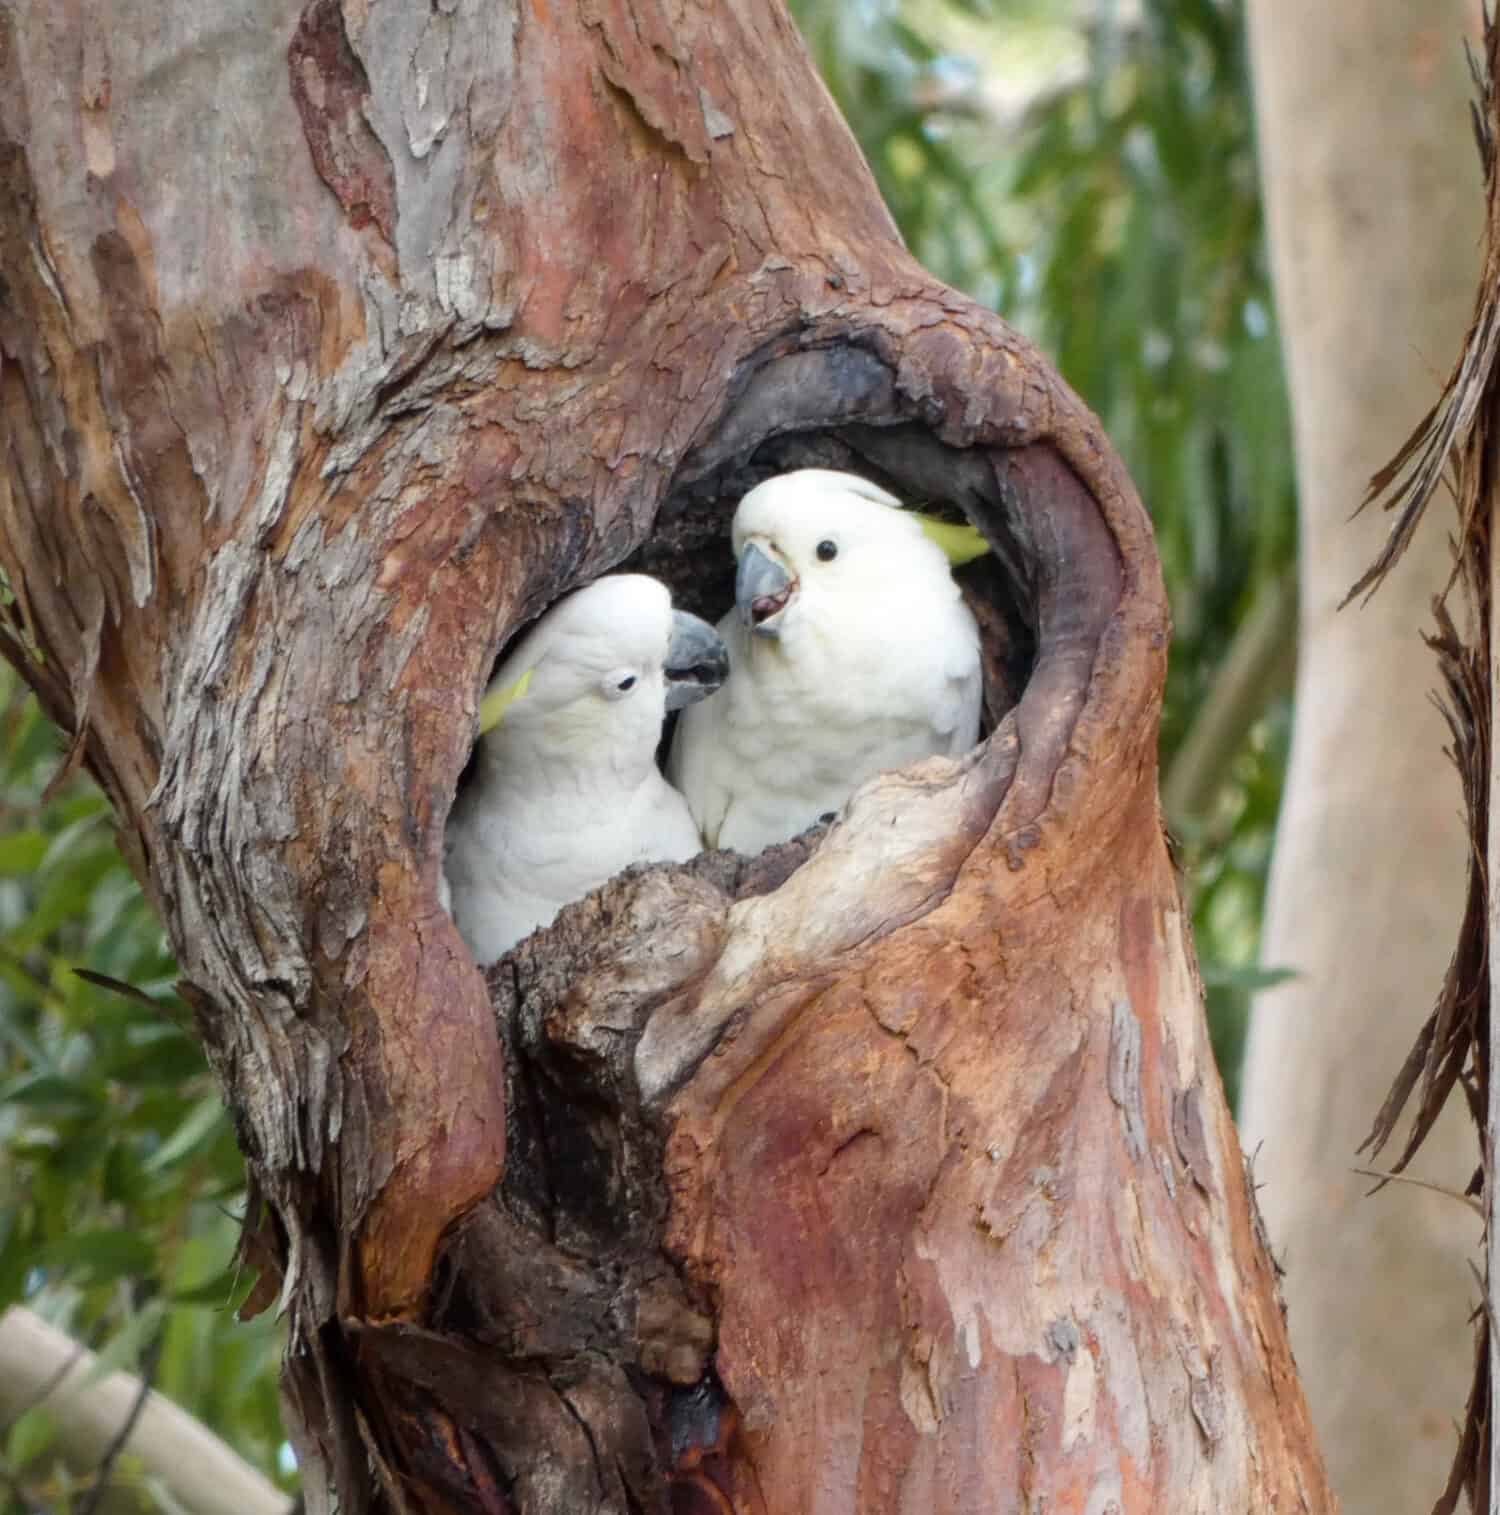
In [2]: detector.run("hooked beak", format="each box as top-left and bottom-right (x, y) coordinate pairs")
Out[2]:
(664, 610), (730, 711)
(736, 542), (795, 637)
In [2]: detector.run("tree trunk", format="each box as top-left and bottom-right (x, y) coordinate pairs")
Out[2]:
(1239, 4), (1484, 1509)
(0, 2), (1334, 1509)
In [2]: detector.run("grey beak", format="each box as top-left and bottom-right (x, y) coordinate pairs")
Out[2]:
(736, 542), (795, 636)
(664, 610), (730, 711)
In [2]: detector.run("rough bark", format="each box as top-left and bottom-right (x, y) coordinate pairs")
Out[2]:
(0, 2), (1333, 1510)
(1239, 5), (1485, 1510)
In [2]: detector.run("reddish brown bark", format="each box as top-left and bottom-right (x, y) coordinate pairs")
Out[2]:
(0, 0), (1333, 1510)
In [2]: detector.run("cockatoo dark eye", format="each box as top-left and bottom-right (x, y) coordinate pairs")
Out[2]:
(816, 539), (838, 562)
(617, 675), (637, 691)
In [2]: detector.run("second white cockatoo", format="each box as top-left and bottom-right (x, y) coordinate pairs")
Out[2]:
(444, 574), (729, 965)
(668, 469), (986, 855)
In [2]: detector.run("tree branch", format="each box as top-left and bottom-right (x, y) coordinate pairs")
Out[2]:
(74, 1322), (162, 1515)
(0, 1308), (292, 1515)
(1162, 565), (1297, 830)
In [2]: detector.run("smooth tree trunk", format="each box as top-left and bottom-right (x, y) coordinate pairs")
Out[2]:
(0, 2), (1334, 1510)
(1240, 4), (1485, 1509)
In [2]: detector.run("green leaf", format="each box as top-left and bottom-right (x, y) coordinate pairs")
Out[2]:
(1200, 962), (1299, 994)
(145, 1094), (226, 1173)
(169, 1264), (256, 1310)
(82, 1296), (167, 1385)
(0, 1070), (99, 1112)
(0, 1217), (35, 1306)
(36, 808), (109, 873)
(40, 1227), (158, 1285)
(6, 1404), (58, 1469)
(0, 830), (48, 877)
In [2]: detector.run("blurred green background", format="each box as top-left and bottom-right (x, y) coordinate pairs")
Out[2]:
(0, 0), (1294, 1504)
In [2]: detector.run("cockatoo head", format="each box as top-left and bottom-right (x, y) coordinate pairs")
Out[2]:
(730, 469), (985, 641)
(478, 575), (728, 757)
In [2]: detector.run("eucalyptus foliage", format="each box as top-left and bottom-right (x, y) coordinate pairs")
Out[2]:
(793, 0), (1297, 1089)
(0, 0), (1294, 1504)
(0, 672), (287, 1509)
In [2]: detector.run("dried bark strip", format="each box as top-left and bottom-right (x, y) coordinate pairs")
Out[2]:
(1351, 14), (1500, 1511)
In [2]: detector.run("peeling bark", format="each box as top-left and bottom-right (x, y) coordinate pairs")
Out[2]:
(1346, 13), (1500, 1508)
(0, 1), (1333, 1510)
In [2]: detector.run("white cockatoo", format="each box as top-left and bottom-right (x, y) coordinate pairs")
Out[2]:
(445, 574), (729, 965)
(668, 469), (985, 856)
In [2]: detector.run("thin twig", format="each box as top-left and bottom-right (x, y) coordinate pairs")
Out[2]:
(74, 1327), (164, 1515)
(0, 1331), (87, 1438)
(72, 969), (193, 1032)
(1350, 1165), (1486, 1219)
(1162, 564), (1298, 830)
(70, 969), (168, 1012)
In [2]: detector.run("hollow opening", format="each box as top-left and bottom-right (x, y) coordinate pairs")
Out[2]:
(451, 428), (1041, 888)
(444, 294), (1132, 970)
(623, 425), (1039, 741)
(468, 432), (1041, 730)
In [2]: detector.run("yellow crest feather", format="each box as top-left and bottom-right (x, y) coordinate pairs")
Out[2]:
(913, 513), (990, 566)
(478, 667), (534, 733)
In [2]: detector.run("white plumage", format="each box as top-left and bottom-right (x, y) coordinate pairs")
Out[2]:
(669, 469), (983, 856)
(445, 574), (727, 965)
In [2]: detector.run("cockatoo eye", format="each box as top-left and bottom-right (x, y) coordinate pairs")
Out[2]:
(816, 539), (838, 562)
(617, 675), (637, 691)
